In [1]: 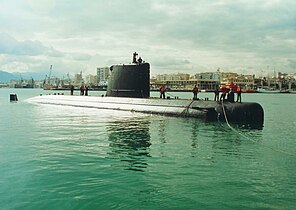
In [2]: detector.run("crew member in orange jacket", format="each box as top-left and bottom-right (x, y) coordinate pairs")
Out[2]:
(160, 85), (166, 99)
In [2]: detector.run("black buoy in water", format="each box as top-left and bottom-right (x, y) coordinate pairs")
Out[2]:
(10, 94), (18, 102)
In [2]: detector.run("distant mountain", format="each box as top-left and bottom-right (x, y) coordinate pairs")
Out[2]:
(21, 70), (68, 80)
(0, 70), (66, 83)
(0, 70), (18, 83)
(19, 71), (48, 80)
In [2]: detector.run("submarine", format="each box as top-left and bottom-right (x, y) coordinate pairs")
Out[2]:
(27, 52), (264, 125)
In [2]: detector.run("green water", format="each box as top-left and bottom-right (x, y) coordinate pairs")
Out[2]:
(0, 89), (295, 209)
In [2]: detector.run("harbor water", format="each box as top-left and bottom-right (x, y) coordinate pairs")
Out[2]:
(0, 89), (295, 209)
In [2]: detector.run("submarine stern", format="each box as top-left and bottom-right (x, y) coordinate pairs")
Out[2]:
(221, 102), (264, 125)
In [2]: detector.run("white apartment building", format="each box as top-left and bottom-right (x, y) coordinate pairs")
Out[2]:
(97, 67), (110, 84)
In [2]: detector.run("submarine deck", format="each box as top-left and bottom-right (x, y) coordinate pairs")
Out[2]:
(26, 94), (264, 125)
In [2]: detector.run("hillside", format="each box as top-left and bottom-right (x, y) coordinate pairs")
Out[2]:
(0, 70), (52, 83)
(0, 71), (18, 83)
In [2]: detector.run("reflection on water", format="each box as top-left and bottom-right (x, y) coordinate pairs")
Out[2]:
(157, 119), (167, 144)
(234, 122), (264, 130)
(107, 118), (151, 172)
(190, 120), (200, 149)
(210, 122), (264, 159)
(175, 117), (265, 160)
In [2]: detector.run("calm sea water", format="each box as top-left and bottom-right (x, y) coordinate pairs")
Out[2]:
(0, 89), (295, 209)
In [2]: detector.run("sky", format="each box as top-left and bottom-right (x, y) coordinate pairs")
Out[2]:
(0, 0), (295, 77)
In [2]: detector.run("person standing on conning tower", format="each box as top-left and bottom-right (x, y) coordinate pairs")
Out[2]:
(133, 52), (138, 63)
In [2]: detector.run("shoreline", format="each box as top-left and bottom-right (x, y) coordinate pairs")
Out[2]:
(1, 87), (296, 94)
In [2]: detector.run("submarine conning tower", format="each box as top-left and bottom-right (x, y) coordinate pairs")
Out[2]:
(106, 52), (150, 98)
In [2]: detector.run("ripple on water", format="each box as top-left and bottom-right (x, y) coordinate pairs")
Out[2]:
(1, 92), (296, 209)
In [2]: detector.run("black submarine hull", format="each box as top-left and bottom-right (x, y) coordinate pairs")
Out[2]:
(26, 95), (264, 125)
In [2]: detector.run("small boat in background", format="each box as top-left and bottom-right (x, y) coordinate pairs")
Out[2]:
(279, 89), (290, 94)
(257, 87), (281, 94)
(242, 89), (256, 93)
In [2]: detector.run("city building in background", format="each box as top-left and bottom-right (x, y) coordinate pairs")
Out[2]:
(97, 67), (110, 87)
(85, 74), (97, 86)
(2, 65), (296, 93)
(194, 70), (221, 91)
(152, 73), (194, 90)
(74, 72), (84, 86)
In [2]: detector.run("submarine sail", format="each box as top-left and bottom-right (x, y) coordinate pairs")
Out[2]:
(106, 52), (150, 98)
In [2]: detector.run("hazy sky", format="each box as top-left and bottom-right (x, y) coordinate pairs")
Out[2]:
(0, 0), (295, 76)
